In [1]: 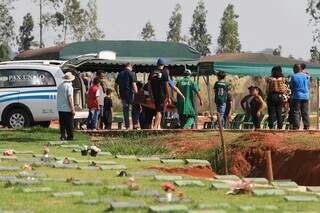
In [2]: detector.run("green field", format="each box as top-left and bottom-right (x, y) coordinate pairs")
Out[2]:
(0, 129), (319, 213)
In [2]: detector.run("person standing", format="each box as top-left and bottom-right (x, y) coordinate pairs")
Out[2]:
(103, 88), (113, 130)
(266, 66), (287, 129)
(97, 71), (107, 129)
(87, 77), (101, 130)
(176, 69), (203, 129)
(148, 58), (171, 130)
(214, 71), (229, 128)
(290, 64), (310, 130)
(224, 93), (233, 128)
(115, 63), (137, 130)
(57, 72), (75, 140)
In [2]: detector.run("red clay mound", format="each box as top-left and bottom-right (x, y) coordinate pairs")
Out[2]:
(236, 132), (287, 150)
(150, 165), (216, 179)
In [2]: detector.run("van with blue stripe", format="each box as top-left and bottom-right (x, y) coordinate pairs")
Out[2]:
(0, 62), (87, 128)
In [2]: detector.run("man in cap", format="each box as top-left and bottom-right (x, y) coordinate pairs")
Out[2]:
(176, 69), (203, 129)
(57, 72), (76, 140)
(148, 58), (171, 129)
(115, 63), (138, 129)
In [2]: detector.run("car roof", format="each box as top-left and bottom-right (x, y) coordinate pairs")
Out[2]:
(0, 64), (63, 76)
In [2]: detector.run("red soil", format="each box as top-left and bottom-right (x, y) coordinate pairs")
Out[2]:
(150, 165), (216, 179)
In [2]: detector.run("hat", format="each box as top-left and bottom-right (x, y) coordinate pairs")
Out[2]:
(63, 72), (75, 82)
(157, 58), (166, 66)
(184, 69), (192, 76)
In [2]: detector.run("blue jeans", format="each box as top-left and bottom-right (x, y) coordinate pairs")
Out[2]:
(87, 109), (100, 130)
(216, 103), (227, 128)
(122, 100), (131, 129)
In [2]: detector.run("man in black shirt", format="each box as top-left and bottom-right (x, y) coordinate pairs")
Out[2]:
(115, 63), (137, 129)
(148, 58), (171, 129)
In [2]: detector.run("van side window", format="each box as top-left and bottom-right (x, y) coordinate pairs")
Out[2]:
(0, 69), (56, 88)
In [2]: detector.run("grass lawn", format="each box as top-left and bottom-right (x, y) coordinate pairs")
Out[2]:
(0, 129), (319, 212)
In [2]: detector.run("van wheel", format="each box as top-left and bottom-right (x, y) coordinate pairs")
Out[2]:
(6, 109), (31, 129)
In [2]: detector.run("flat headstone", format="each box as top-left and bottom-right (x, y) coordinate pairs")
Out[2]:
(7, 179), (40, 186)
(72, 148), (81, 153)
(19, 172), (47, 178)
(198, 203), (231, 209)
(91, 160), (117, 165)
(60, 144), (80, 149)
(134, 171), (157, 177)
(156, 197), (191, 203)
(41, 178), (66, 183)
(189, 211), (226, 213)
(306, 186), (320, 193)
(284, 196), (319, 202)
(131, 190), (160, 197)
(154, 175), (183, 181)
(14, 150), (34, 154)
(256, 205), (279, 211)
(272, 180), (298, 188)
(137, 157), (161, 161)
(0, 210), (33, 213)
(106, 185), (128, 190)
(0, 156), (17, 161)
(0, 166), (20, 171)
(210, 183), (231, 190)
(72, 180), (103, 186)
(0, 176), (17, 182)
(243, 178), (269, 184)
(52, 191), (84, 197)
(75, 160), (92, 163)
(109, 201), (146, 210)
(78, 166), (101, 171)
(253, 189), (286, 196)
(115, 155), (137, 159)
(238, 205), (256, 211)
(174, 180), (205, 187)
(52, 164), (79, 169)
(17, 158), (41, 164)
(23, 187), (52, 193)
(98, 152), (113, 156)
(82, 198), (113, 205)
(100, 165), (127, 170)
(149, 205), (188, 212)
(185, 159), (211, 165)
(48, 141), (66, 146)
(214, 175), (240, 181)
(160, 159), (185, 164)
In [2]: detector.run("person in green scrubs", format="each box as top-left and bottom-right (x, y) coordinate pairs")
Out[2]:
(176, 69), (203, 129)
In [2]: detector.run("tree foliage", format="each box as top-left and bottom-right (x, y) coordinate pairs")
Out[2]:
(0, 0), (15, 45)
(167, 3), (184, 43)
(84, 0), (105, 40)
(306, 0), (320, 61)
(188, 0), (212, 55)
(141, 22), (156, 41)
(16, 13), (35, 52)
(0, 43), (10, 61)
(217, 4), (241, 54)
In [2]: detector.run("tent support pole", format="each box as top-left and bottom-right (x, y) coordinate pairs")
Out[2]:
(206, 74), (213, 121)
(317, 78), (320, 130)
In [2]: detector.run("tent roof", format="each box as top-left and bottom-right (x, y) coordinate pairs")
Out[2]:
(200, 53), (320, 78)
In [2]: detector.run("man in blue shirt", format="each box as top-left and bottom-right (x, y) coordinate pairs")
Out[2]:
(115, 63), (137, 130)
(290, 64), (310, 130)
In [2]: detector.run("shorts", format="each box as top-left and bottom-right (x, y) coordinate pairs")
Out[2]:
(154, 99), (165, 112)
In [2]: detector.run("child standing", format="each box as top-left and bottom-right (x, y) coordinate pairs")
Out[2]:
(103, 88), (113, 130)
(214, 71), (229, 128)
(246, 86), (267, 130)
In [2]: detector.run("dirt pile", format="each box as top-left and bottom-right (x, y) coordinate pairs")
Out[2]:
(150, 165), (216, 179)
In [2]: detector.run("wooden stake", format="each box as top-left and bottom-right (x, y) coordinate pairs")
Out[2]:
(217, 112), (228, 175)
(266, 150), (274, 182)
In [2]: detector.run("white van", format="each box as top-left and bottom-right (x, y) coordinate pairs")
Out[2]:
(0, 61), (88, 128)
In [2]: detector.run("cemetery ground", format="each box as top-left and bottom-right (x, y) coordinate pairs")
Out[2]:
(0, 128), (319, 212)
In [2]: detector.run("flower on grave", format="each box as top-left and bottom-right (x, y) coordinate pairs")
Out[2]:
(90, 146), (101, 153)
(23, 164), (32, 172)
(226, 180), (254, 195)
(176, 191), (186, 199)
(42, 145), (50, 155)
(3, 149), (14, 156)
(66, 177), (76, 182)
(63, 157), (71, 164)
(127, 177), (139, 190)
(161, 182), (176, 192)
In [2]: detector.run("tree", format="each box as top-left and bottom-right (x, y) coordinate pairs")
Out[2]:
(0, 43), (10, 61)
(0, 1), (15, 45)
(16, 13), (35, 52)
(273, 45), (282, 56)
(84, 0), (105, 40)
(141, 22), (155, 41)
(188, 0), (212, 55)
(217, 4), (241, 53)
(167, 3), (184, 42)
(307, 1), (320, 61)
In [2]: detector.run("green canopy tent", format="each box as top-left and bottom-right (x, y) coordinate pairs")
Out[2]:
(200, 53), (320, 130)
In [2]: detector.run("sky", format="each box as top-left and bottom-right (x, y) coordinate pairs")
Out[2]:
(11, 0), (316, 60)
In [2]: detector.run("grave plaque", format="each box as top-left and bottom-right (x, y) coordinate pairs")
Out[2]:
(149, 205), (188, 212)
(185, 159), (211, 165)
(214, 175), (240, 181)
(109, 201), (146, 210)
(23, 187), (52, 193)
(284, 196), (319, 202)
(160, 159), (185, 164)
(115, 155), (137, 159)
(210, 183), (231, 190)
(0, 166), (20, 171)
(154, 175), (183, 181)
(253, 189), (286, 197)
(52, 191), (84, 197)
(131, 190), (160, 197)
(137, 157), (160, 161)
(100, 165), (127, 170)
(174, 180), (205, 187)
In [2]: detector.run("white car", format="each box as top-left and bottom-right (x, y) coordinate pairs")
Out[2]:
(0, 61), (88, 128)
